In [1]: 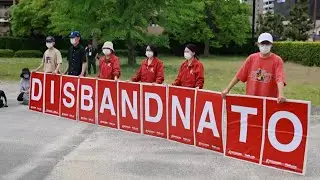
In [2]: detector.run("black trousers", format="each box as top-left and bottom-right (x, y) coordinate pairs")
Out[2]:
(17, 92), (24, 102)
(88, 58), (96, 75)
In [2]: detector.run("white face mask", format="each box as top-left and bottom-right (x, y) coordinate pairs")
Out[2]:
(70, 38), (76, 45)
(103, 49), (112, 55)
(184, 52), (193, 60)
(258, 44), (272, 55)
(145, 51), (154, 58)
(23, 74), (29, 79)
(46, 43), (53, 49)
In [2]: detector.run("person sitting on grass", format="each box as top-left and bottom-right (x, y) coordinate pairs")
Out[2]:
(221, 32), (286, 103)
(17, 68), (30, 105)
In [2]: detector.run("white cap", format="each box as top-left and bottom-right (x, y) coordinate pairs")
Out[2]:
(258, 33), (273, 43)
(102, 41), (114, 51)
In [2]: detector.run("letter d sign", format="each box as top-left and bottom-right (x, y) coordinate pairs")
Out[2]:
(29, 72), (44, 112)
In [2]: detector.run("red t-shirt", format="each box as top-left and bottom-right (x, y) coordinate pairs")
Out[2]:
(173, 58), (204, 89)
(98, 54), (121, 80)
(236, 53), (286, 98)
(131, 57), (164, 84)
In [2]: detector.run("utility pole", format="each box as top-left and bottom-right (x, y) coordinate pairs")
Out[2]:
(252, 0), (256, 39)
(314, 0), (318, 30)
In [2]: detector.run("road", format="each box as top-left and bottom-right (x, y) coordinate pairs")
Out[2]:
(0, 83), (319, 180)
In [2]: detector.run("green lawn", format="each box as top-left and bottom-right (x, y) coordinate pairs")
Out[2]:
(0, 56), (319, 106)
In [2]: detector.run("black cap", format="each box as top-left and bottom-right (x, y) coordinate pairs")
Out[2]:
(46, 36), (55, 43)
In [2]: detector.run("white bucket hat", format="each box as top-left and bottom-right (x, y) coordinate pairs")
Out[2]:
(102, 41), (114, 51)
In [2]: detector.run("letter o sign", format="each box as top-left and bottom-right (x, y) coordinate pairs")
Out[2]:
(268, 111), (302, 152)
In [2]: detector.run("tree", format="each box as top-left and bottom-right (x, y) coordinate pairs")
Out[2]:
(284, 0), (313, 41)
(50, 0), (169, 65)
(256, 12), (286, 41)
(165, 0), (251, 56)
(11, 0), (53, 37)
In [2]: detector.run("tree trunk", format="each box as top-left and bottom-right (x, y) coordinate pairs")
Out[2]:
(203, 40), (210, 57)
(92, 36), (98, 49)
(127, 34), (136, 65)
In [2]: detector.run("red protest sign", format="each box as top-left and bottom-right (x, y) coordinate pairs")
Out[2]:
(119, 82), (141, 133)
(168, 86), (195, 145)
(97, 79), (118, 128)
(29, 72), (44, 112)
(261, 99), (309, 174)
(78, 77), (96, 124)
(142, 84), (167, 139)
(44, 73), (61, 116)
(195, 90), (223, 153)
(60, 75), (78, 120)
(225, 95), (264, 164)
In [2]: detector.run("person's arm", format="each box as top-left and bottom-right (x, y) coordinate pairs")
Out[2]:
(131, 62), (143, 82)
(222, 56), (251, 98)
(80, 48), (87, 76)
(275, 57), (286, 103)
(34, 55), (45, 71)
(172, 64), (183, 86)
(155, 61), (164, 84)
(195, 63), (204, 89)
(112, 57), (121, 80)
(53, 51), (63, 74)
(222, 77), (240, 98)
(65, 49), (70, 74)
(277, 82), (286, 103)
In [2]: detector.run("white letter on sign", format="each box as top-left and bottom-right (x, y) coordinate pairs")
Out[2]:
(231, 105), (258, 143)
(121, 90), (138, 119)
(99, 88), (116, 116)
(197, 101), (220, 137)
(31, 78), (42, 101)
(268, 111), (303, 152)
(50, 80), (54, 104)
(172, 96), (191, 129)
(145, 92), (163, 123)
(81, 85), (93, 111)
(62, 82), (75, 108)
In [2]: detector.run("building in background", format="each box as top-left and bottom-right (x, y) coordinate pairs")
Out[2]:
(0, 0), (19, 36)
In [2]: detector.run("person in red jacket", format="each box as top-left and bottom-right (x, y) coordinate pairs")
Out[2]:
(98, 41), (121, 80)
(131, 45), (164, 84)
(172, 44), (204, 89)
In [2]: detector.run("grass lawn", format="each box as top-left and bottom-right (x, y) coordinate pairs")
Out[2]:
(0, 56), (319, 106)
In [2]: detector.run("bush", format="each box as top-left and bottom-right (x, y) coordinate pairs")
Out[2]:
(0, 49), (15, 57)
(60, 50), (68, 58)
(273, 42), (320, 67)
(14, 50), (43, 58)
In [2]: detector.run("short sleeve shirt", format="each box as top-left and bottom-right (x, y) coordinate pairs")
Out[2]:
(236, 53), (286, 98)
(43, 48), (62, 73)
(85, 47), (97, 60)
(67, 44), (86, 76)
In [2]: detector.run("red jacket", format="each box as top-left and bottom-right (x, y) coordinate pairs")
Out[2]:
(98, 54), (121, 80)
(173, 58), (204, 89)
(131, 57), (164, 84)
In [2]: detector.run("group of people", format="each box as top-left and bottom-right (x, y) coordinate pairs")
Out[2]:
(15, 31), (286, 106)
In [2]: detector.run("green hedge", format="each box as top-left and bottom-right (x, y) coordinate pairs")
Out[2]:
(273, 42), (320, 67)
(0, 49), (15, 57)
(60, 50), (68, 58)
(14, 50), (43, 58)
